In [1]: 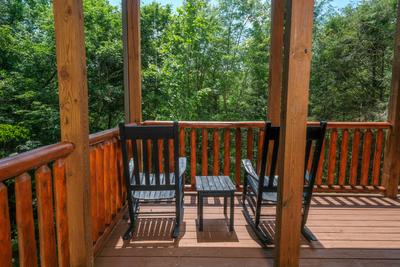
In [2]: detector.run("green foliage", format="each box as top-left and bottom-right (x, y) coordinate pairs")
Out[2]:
(0, 0), (397, 157)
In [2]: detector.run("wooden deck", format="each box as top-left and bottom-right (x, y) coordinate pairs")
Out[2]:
(95, 193), (400, 267)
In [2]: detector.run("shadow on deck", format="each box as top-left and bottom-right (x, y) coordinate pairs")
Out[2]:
(95, 193), (400, 267)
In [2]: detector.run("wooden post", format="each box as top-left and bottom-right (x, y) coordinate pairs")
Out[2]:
(53, 0), (93, 266)
(383, 1), (400, 198)
(268, 0), (284, 125)
(123, 0), (142, 123)
(275, 1), (314, 266)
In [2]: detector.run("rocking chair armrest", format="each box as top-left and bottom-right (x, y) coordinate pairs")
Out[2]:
(178, 157), (187, 177)
(242, 159), (259, 180)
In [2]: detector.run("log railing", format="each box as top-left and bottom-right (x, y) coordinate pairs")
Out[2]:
(0, 120), (393, 266)
(144, 121), (391, 192)
(0, 142), (74, 267)
(88, 128), (126, 254)
(0, 128), (125, 266)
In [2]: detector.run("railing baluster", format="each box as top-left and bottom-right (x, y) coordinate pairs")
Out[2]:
(103, 142), (111, 225)
(96, 146), (105, 234)
(89, 148), (98, 242)
(0, 183), (12, 267)
(247, 128), (254, 160)
(350, 129), (361, 186)
(114, 141), (122, 210)
(316, 138), (325, 186)
(169, 139), (175, 172)
(201, 129), (208, 175)
(338, 129), (349, 186)
(53, 159), (70, 267)
(256, 129), (264, 174)
(36, 165), (57, 267)
(190, 128), (196, 187)
(223, 129), (231, 176)
(15, 173), (38, 267)
(235, 128), (242, 188)
(213, 129), (220, 175)
(110, 142), (117, 216)
(158, 139), (164, 173)
(372, 129), (384, 186)
(179, 128), (185, 157)
(327, 129), (338, 186)
(361, 129), (373, 186)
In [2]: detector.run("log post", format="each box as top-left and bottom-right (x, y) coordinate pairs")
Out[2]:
(383, 1), (400, 198)
(53, 0), (93, 266)
(123, 0), (142, 124)
(267, 0), (284, 125)
(275, 1), (314, 266)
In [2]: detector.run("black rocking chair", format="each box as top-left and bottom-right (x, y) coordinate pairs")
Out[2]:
(119, 122), (186, 240)
(242, 121), (327, 244)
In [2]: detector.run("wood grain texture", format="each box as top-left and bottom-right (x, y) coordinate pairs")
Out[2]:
(53, 0), (92, 264)
(382, 1), (400, 197)
(95, 193), (400, 267)
(327, 129), (338, 186)
(338, 129), (349, 186)
(179, 128), (186, 157)
(104, 142), (111, 225)
(361, 130), (373, 186)
(235, 129), (242, 188)
(15, 173), (38, 267)
(0, 183), (12, 267)
(90, 148), (98, 242)
(275, 1), (314, 266)
(316, 139), (325, 186)
(372, 130), (384, 186)
(0, 142), (73, 182)
(190, 129), (197, 187)
(350, 130), (361, 186)
(110, 142), (117, 216)
(268, 0), (284, 125)
(124, 0), (142, 123)
(257, 130), (265, 174)
(96, 146), (106, 234)
(247, 128), (254, 160)
(213, 130), (220, 175)
(35, 165), (57, 267)
(53, 159), (70, 267)
(202, 129), (208, 176)
(223, 130), (231, 176)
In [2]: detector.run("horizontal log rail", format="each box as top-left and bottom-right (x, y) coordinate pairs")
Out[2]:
(145, 121), (391, 192)
(0, 142), (74, 182)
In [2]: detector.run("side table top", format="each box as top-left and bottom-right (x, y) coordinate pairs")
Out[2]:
(195, 176), (236, 192)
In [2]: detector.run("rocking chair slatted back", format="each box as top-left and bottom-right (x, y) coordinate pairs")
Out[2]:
(119, 122), (180, 190)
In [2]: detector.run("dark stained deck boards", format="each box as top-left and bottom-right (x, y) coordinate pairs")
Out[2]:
(95, 193), (400, 267)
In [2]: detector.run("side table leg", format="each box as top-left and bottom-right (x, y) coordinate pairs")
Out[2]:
(229, 192), (234, 232)
(224, 196), (227, 216)
(199, 194), (203, 231)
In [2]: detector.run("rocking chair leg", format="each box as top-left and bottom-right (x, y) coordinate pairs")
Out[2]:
(302, 225), (317, 241)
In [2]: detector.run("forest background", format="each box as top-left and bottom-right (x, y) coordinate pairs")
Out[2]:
(0, 0), (397, 157)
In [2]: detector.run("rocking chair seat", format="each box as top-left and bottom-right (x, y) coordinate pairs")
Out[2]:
(247, 172), (311, 203)
(129, 157), (186, 200)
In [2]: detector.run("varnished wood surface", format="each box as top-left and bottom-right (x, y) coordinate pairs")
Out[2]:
(95, 193), (400, 267)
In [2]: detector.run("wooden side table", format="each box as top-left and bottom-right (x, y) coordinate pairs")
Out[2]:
(195, 176), (236, 232)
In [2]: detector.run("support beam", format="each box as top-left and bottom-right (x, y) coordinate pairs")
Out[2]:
(123, 0), (142, 123)
(268, 0), (285, 125)
(275, 1), (314, 267)
(383, 1), (400, 198)
(53, 0), (93, 266)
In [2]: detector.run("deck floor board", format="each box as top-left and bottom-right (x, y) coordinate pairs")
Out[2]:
(95, 193), (400, 267)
